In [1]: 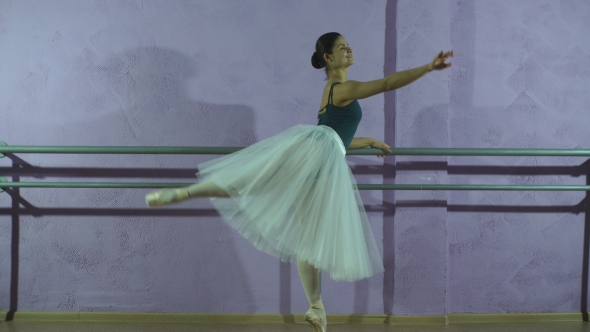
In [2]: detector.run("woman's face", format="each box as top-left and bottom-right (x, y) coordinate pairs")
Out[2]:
(325, 36), (353, 69)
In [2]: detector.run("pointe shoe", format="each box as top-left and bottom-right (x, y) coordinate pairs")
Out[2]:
(145, 190), (166, 207)
(145, 188), (189, 207)
(304, 309), (326, 332)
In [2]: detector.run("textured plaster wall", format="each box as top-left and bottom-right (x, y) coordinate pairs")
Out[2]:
(447, 0), (590, 313)
(1, 0), (589, 316)
(0, 0), (387, 314)
(393, 0), (590, 315)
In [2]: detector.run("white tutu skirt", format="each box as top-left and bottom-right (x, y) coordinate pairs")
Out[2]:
(196, 125), (384, 282)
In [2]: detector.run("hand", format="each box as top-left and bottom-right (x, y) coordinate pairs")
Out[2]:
(370, 139), (391, 158)
(429, 50), (453, 71)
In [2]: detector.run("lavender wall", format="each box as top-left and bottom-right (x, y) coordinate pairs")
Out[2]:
(1, 0), (589, 317)
(446, 0), (590, 313)
(0, 0), (387, 314)
(391, 0), (590, 315)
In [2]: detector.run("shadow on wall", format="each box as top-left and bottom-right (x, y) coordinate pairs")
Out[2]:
(409, 104), (449, 151)
(89, 46), (260, 313)
(3, 47), (261, 315)
(89, 46), (258, 148)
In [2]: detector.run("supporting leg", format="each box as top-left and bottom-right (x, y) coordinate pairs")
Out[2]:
(298, 260), (326, 330)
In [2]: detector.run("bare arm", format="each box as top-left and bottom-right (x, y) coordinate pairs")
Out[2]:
(332, 50), (453, 104)
(348, 137), (376, 149)
(349, 137), (392, 158)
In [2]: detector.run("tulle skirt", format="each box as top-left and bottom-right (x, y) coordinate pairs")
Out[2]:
(196, 124), (384, 282)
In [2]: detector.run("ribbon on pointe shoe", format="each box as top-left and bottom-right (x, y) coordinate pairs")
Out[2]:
(304, 309), (326, 332)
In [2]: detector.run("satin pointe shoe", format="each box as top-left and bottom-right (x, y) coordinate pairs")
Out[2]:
(145, 188), (189, 207)
(304, 309), (326, 332)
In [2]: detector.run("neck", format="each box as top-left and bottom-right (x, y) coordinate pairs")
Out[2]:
(328, 67), (348, 82)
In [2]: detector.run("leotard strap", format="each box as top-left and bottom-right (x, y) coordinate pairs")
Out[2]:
(327, 82), (341, 105)
(319, 82), (342, 113)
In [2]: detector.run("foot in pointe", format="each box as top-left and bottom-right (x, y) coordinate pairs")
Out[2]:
(145, 188), (190, 207)
(304, 309), (326, 332)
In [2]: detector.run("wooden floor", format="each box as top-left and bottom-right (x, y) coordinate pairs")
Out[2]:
(0, 321), (589, 332)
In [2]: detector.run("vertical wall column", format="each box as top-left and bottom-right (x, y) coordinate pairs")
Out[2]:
(382, 0), (397, 316)
(392, 0), (451, 315)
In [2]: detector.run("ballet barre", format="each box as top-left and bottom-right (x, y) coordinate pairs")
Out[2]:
(1, 143), (590, 192)
(0, 181), (589, 191)
(2, 143), (590, 156)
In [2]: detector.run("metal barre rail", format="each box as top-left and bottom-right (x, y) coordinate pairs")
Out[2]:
(0, 182), (589, 191)
(2, 144), (590, 156)
(1, 143), (590, 191)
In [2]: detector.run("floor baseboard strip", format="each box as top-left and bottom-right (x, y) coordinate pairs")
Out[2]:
(1, 311), (584, 325)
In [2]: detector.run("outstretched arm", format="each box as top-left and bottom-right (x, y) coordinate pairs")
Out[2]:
(333, 50), (453, 104)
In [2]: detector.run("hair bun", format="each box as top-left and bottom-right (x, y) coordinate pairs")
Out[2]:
(311, 52), (325, 69)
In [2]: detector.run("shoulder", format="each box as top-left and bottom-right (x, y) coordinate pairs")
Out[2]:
(332, 79), (387, 103)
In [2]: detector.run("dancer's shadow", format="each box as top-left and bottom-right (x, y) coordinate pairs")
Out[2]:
(3, 46), (259, 317)
(90, 47), (260, 313)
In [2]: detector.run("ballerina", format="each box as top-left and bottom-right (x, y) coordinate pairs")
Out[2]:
(145, 32), (452, 332)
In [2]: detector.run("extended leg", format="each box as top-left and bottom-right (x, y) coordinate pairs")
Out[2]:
(186, 181), (231, 198)
(145, 181), (230, 207)
(298, 260), (327, 330)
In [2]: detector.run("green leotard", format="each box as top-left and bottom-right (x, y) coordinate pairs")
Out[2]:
(317, 82), (362, 149)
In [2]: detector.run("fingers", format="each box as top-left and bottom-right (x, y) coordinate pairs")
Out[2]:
(442, 50), (453, 58)
(432, 50), (454, 70)
(372, 140), (392, 157)
(377, 144), (391, 152)
(435, 50), (453, 59)
(437, 50), (453, 63)
(378, 146), (391, 158)
(445, 50), (454, 67)
(383, 144), (392, 153)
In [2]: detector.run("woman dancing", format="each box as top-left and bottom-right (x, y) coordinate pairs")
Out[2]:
(145, 32), (452, 331)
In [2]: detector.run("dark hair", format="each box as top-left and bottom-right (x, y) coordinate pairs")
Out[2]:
(311, 32), (342, 77)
